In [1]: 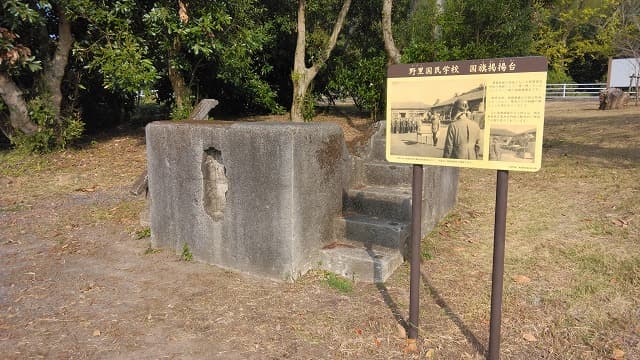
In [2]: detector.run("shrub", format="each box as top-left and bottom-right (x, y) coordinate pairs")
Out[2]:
(11, 96), (84, 153)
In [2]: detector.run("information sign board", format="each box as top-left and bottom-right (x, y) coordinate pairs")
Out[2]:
(386, 56), (547, 172)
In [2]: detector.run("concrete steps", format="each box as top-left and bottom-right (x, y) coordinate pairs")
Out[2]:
(344, 186), (412, 222)
(364, 162), (412, 187)
(318, 240), (405, 283)
(333, 213), (409, 253)
(319, 121), (414, 283)
(369, 138), (386, 161)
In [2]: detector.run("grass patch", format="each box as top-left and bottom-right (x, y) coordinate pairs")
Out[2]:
(180, 243), (193, 261)
(0, 150), (51, 177)
(0, 203), (29, 212)
(88, 200), (144, 224)
(583, 219), (614, 236)
(144, 245), (161, 255)
(421, 236), (435, 260)
(135, 227), (151, 239)
(323, 272), (353, 294)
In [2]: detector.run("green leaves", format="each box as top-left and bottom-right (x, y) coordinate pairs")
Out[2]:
(1, 0), (44, 29)
(531, 0), (622, 82)
(87, 34), (158, 93)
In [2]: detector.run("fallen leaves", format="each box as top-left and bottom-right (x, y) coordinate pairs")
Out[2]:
(612, 348), (625, 359)
(512, 275), (532, 284)
(425, 348), (435, 358)
(403, 338), (418, 353)
(75, 185), (99, 193)
(611, 218), (630, 228)
(522, 332), (537, 342)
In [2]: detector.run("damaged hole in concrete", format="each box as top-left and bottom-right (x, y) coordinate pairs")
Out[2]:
(202, 147), (228, 221)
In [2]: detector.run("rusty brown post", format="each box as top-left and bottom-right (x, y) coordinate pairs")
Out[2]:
(488, 170), (509, 359)
(408, 164), (423, 341)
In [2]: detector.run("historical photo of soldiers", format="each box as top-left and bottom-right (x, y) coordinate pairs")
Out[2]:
(388, 78), (486, 160)
(488, 124), (537, 163)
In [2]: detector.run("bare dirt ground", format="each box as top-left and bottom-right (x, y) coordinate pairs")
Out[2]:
(1, 101), (639, 359)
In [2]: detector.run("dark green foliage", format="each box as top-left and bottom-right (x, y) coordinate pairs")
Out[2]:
(143, 0), (283, 115)
(402, 0), (534, 62)
(317, 0), (536, 120)
(11, 96), (83, 153)
(568, 53), (609, 83)
(327, 55), (387, 119)
(302, 92), (315, 122)
(315, 1), (387, 119)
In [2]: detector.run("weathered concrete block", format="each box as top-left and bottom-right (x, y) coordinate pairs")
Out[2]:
(146, 121), (347, 281)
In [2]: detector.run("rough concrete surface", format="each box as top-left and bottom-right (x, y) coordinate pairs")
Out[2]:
(146, 121), (346, 281)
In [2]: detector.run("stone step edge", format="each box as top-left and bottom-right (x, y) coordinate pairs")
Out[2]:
(316, 242), (404, 283)
(333, 214), (410, 252)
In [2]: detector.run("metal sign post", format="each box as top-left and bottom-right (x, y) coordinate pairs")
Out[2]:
(408, 164), (423, 344)
(488, 170), (509, 359)
(386, 57), (547, 358)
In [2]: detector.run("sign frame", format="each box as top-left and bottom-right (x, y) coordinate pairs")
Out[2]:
(386, 56), (547, 172)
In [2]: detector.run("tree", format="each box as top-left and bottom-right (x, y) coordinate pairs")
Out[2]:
(143, 0), (282, 118)
(0, 1), (82, 150)
(290, 0), (352, 122)
(531, 0), (621, 83)
(614, 0), (640, 101)
(383, 0), (534, 64)
(435, 0), (534, 61)
(382, 0), (401, 64)
(320, 1), (388, 120)
(614, 0), (640, 60)
(1, 0), (155, 151)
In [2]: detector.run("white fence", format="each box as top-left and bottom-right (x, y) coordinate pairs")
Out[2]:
(546, 83), (605, 99)
(546, 83), (638, 99)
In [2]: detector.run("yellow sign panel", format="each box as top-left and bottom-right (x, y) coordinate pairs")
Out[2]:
(386, 56), (547, 172)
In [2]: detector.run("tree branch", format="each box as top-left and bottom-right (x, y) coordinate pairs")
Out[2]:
(309, 0), (352, 77)
(382, 0), (401, 65)
(293, 0), (307, 74)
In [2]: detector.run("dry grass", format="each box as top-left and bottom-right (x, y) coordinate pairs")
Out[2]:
(419, 100), (640, 359)
(0, 101), (638, 359)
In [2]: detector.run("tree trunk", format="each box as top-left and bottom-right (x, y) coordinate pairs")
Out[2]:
(168, 39), (192, 111)
(382, 0), (401, 65)
(168, 1), (192, 112)
(434, 0), (444, 39)
(290, 0), (352, 122)
(0, 72), (38, 137)
(43, 9), (73, 122)
(290, 70), (314, 122)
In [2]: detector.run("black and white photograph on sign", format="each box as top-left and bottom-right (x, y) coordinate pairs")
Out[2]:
(488, 124), (537, 163)
(388, 77), (487, 160)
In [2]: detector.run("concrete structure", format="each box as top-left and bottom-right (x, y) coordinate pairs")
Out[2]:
(318, 121), (458, 282)
(146, 120), (458, 282)
(146, 121), (347, 281)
